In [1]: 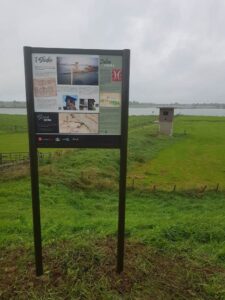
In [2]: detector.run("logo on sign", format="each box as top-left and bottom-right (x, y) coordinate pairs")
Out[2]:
(34, 56), (53, 64)
(112, 69), (122, 81)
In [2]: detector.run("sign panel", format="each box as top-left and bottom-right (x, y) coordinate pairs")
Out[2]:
(24, 47), (130, 276)
(26, 49), (126, 148)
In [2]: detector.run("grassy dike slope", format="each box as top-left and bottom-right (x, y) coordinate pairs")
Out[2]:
(145, 116), (225, 189)
(128, 116), (225, 190)
(1, 114), (225, 299)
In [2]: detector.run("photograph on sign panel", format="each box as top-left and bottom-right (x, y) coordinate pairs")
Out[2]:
(59, 113), (99, 134)
(100, 92), (121, 107)
(57, 55), (99, 85)
(57, 85), (79, 111)
(79, 98), (99, 111)
(33, 78), (57, 97)
(79, 85), (99, 112)
(59, 95), (79, 111)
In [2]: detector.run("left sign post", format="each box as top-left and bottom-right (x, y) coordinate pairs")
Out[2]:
(24, 46), (43, 276)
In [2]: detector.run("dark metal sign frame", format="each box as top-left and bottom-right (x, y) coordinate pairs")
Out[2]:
(24, 46), (130, 276)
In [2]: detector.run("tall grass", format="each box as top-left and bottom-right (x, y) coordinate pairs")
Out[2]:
(1, 114), (225, 298)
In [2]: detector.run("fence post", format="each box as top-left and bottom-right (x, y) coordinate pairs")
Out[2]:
(132, 178), (135, 190)
(201, 185), (207, 193)
(216, 183), (219, 192)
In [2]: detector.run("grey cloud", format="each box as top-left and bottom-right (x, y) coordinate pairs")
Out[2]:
(1, 0), (225, 103)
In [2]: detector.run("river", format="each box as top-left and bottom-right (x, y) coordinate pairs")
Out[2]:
(129, 107), (225, 116)
(0, 107), (225, 116)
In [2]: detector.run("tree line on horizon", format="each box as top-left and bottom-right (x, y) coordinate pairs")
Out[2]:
(0, 100), (224, 109)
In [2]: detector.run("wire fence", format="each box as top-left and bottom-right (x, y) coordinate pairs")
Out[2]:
(127, 176), (224, 193)
(0, 151), (61, 170)
(0, 125), (27, 133)
(0, 153), (224, 192)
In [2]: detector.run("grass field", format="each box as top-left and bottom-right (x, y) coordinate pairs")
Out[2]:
(1, 113), (225, 299)
(1, 114), (225, 190)
(0, 114), (55, 154)
(128, 116), (225, 190)
(144, 116), (225, 189)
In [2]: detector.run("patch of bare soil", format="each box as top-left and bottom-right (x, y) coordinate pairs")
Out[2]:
(1, 238), (225, 299)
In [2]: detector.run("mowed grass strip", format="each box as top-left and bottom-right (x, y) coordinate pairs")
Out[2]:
(0, 133), (29, 152)
(0, 114), (28, 152)
(0, 114), (54, 154)
(0, 114), (27, 134)
(128, 116), (225, 190)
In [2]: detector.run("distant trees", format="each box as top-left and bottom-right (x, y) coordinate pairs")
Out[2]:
(0, 101), (26, 108)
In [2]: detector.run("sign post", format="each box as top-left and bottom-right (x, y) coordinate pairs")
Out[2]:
(117, 50), (130, 273)
(24, 47), (43, 275)
(24, 47), (130, 276)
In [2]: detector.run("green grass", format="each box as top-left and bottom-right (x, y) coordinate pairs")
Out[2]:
(1, 179), (225, 265)
(141, 116), (225, 189)
(0, 114), (27, 134)
(1, 181), (225, 298)
(127, 116), (225, 190)
(0, 177), (225, 264)
(2, 237), (225, 299)
(1, 114), (225, 190)
(0, 114), (54, 154)
(0, 133), (29, 152)
(1, 113), (225, 299)
(0, 114), (28, 152)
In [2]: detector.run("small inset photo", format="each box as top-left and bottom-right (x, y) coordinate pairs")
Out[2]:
(100, 92), (121, 107)
(79, 98), (99, 111)
(62, 95), (79, 111)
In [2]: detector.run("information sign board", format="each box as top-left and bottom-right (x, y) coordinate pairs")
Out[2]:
(24, 47), (130, 276)
(25, 48), (128, 148)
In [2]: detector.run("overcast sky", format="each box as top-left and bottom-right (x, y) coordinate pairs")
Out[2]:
(1, 0), (225, 103)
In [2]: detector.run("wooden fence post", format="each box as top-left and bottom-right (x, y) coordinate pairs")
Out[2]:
(216, 183), (219, 192)
(201, 185), (207, 193)
(132, 178), (135, 190)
